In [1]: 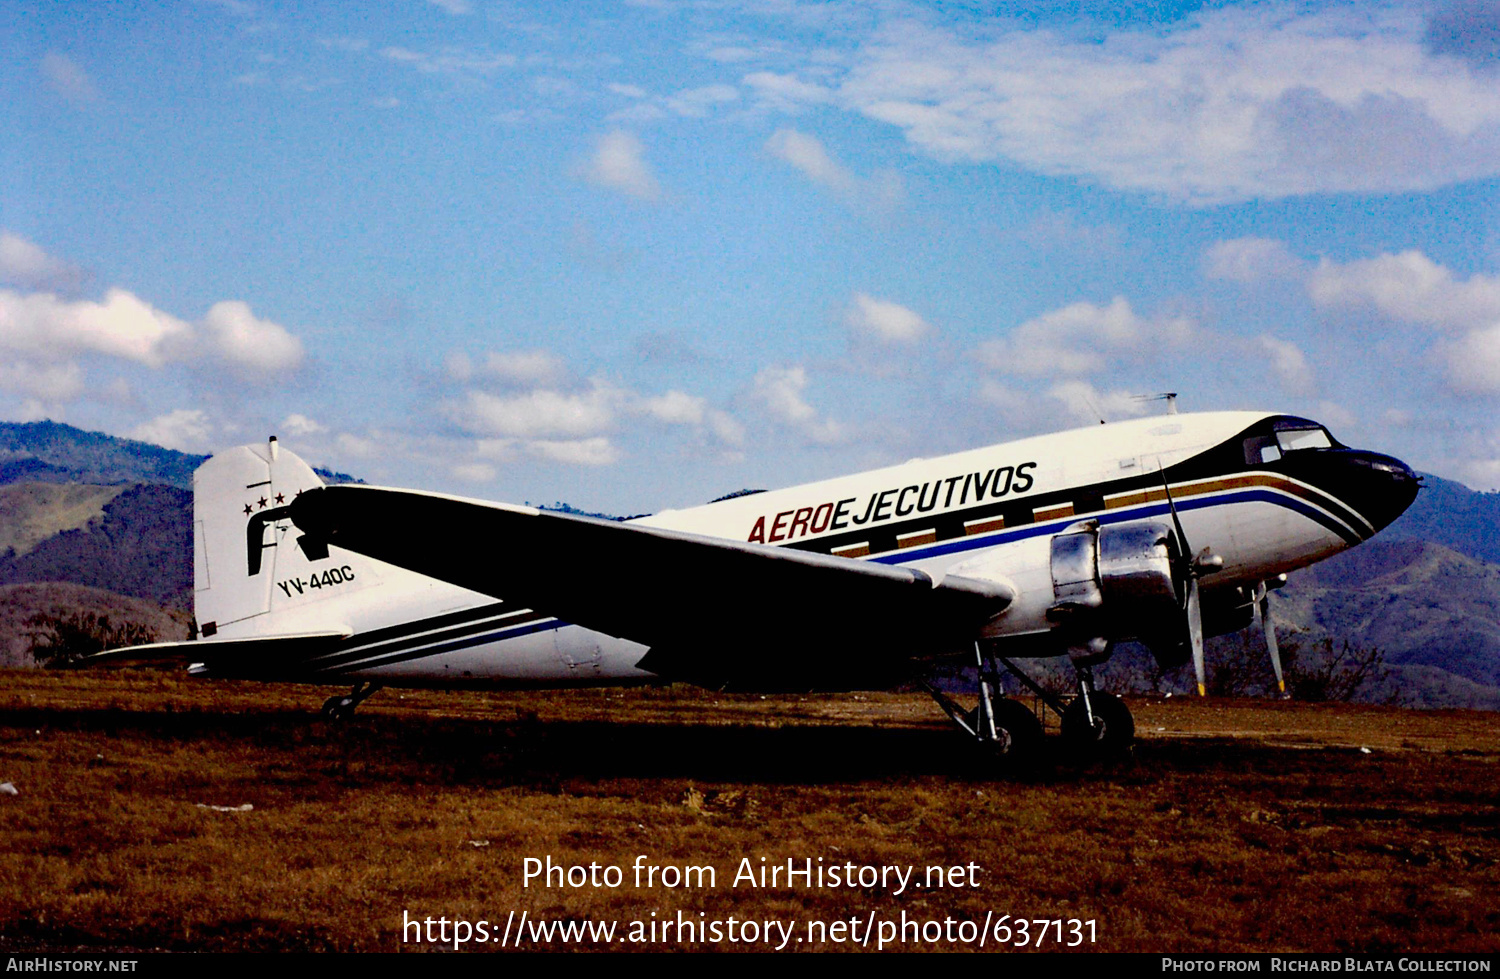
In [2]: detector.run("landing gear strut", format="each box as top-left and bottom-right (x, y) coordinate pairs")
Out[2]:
(321, 682), (382, 720)
(922, 642), (1046, 764)
(1060, 665), (1134, 758)
(924, 647), (1136, 763)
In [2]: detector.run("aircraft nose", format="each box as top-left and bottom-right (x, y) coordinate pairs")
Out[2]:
(1346, 450), (1420, 533)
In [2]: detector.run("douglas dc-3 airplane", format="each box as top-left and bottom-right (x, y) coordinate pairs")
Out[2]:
(91, 408), (1418, 761)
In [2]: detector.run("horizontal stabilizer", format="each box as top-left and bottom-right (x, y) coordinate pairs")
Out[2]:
(73, 630), (353, 670)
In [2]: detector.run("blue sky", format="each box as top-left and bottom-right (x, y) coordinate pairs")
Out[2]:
(3, 0), (1499, 512)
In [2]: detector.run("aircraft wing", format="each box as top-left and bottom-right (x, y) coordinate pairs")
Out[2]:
(289, 485), (1012, 688)
(74, 630), (353, 671)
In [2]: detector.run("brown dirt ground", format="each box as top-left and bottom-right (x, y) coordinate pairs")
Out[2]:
(0, 668), (1496, 953)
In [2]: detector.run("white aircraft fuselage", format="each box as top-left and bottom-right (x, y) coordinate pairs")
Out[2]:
(184, 410), (1418, 694)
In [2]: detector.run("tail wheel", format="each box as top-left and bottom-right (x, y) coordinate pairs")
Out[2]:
(1060, 691), (1134, 758)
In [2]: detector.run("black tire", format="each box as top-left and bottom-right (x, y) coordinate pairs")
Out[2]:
(964, 699), (1045, 762)
(1060, 691), (1134, 758)
(992, 698), (1044, 760)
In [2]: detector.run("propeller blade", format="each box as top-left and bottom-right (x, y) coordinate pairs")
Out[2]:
(1187, 577), (1206, 696)
(1255, 584), (1287, 698)
(1158, 462), (1192, 560)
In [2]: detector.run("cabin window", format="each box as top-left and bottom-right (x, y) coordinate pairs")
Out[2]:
(1276, 427), (1332, 453)
(1243, 435), (1281, 465)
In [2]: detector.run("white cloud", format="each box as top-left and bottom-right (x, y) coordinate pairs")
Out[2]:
(1304, 249), (1500, 396)
(379, 45), (516, 79)
(764, 128), (903, 211)
(752, 365), (846, 444)
(845, 292), (931, 345)
(1443, 322), (1500, 395)
(0, 360), (85, 403)
(446, 382), (623, 439)
(451, 461), (496, 483)
(1205, 237), (1305, 284)
(662, 84), (739, 117)
(977, 297), (1194, 377)
(281, 413), (325, 436)
(527, 437), (620, 466)
(130, 409), (215, 453)
(1307, 250), (1500, 330)
(639, 389), (706, 426)
(41, 52), (99, 106)
(0, 232), (87, 292)
(744, 71), (835, 113)
(763, 8), (1500, 203)
(0, 288), (192, 366)
(1257, 336), (1316, 395)
(577, 130), (661, 201)
(202, 300), (304, 374)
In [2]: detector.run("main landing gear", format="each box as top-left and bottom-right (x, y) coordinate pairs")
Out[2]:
(923, 644), (1135, 765)
(321, 682), (382, 720)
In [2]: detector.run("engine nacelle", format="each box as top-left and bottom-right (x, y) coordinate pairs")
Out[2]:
(1048, 519), (1185, 664)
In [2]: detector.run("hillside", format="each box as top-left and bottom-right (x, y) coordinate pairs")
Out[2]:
(1382, 473), (1500, 565)
(1273, 540), (1500, 708)
(0, 421), (360, 489)
(0, 484), (194, 613)
(0, 483), (125, 558)
(0, 582), (190, 668)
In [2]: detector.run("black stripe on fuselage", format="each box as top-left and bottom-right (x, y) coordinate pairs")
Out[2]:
(776, 418), (1370, 560)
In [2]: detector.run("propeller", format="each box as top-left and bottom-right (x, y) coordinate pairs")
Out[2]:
(1253, 579), (1289, 698)
(1158, 464), (1221, 696)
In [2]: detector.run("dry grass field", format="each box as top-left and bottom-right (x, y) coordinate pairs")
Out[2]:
(0, 668), (1496, 953)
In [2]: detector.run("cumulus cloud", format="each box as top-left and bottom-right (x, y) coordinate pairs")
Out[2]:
(976, 297), (1194, 377)
(202, 300), (304, 374)
(751, 365), (846, 444)
(764, 129), (903, 211)
(1257, 336), (1316, 395)
(639, 389), (706, 426)
(0, 285), (305, 386)
(844, 292), (931, 345)
(0, 360), (85, 404)
(0, 288), (192, 366)
(281, 413), (325, 436)
(448, 349), (567, 388)
(1205, 237), (1306, 284)
(527, 437), (620, 466)
(130, 409), (216, 453)
(1307, 250), (1500, 330)
(41, 52), (99, 106)
(1443, 322), (1500, 394)
(758, 8), (1500, 203)
(577, 130), (661, 201)
(0, 232), (88, 292)
(446, 382), (623, 439)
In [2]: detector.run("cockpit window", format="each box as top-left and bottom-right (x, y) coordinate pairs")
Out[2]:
(1276, 427), (1333, 452)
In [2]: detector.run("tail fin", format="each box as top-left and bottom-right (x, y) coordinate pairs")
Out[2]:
(194, 437), (365, 638)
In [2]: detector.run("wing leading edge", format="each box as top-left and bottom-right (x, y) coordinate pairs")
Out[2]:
(288, 485), (1012, 689)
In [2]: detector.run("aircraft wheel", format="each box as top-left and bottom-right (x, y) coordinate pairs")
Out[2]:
(964, 699), (1044, 763)
(992, 698), (1044, 760)
(1060, 691), (1134, 758)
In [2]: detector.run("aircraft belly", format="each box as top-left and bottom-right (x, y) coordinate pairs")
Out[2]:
(345, 626), (652, 683)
